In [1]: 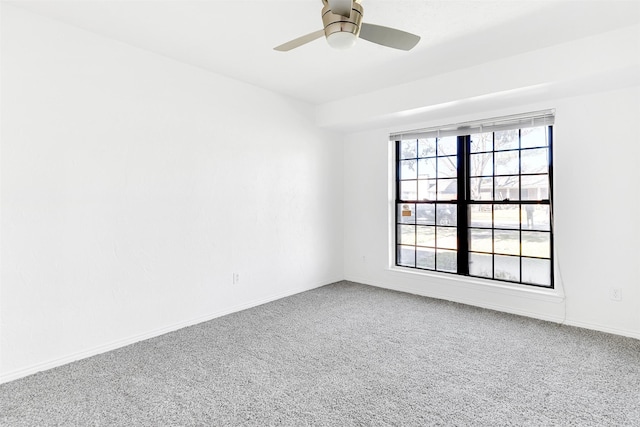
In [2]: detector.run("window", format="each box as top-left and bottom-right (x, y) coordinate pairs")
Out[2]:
(394, 111), (554, 287)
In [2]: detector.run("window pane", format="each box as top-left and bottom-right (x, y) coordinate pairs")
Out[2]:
(521, 175), (549, 201)
(471, 132), (493, 153)
(418, 138), (436, 157)
(494, 230), (520, 255)
(437, 156), (457, 178)
(398, 225), (415, 245)
(436, 249), (457, 272)
(469, 205), (492, 228)
(495, 130), (519, 150)
(522, 231), (550, 258)
(417, 179), (434, 201)
(399, 140), (417, 159)
(436, 204), (456, 226)
(398, 246), (415, 267)
(470, 177), (493, 200)
(417, 158), (436, 179)
(437, 179), (457, 200)
(495, 176), (519, 201)
(416, 226), (435, 247)
(522, 257), (551, 286)
(469, 252), (492, 278)
(436, 227), (457, 250)
(495, 255), (519, 282)
(399, 159), (418, 180)
(521, 126), (547, 149)
(398, 203), (415, 224)
(494, 205), (520, 229)
(495, 151), (519, 175)
(470, 153), (493, 177)
(416, 247), (435, 269)
(416, 203), (435, 225)
(521, 205), (550, 231)
(521, 148), (548, 174)
(400, 180), (417, 200)
(437, 136), (457, 156)
(469, 228), (492, 253)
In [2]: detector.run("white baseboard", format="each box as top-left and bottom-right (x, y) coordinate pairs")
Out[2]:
(3, 276), (635, 385)
(0, 278), (339, 385)
(560, 319), (640, 341)
(362, 279), (565, 323)
(351, 276), (640, 341)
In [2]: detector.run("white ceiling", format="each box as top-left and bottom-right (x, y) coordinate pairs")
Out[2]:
(6, 0), (640, 105)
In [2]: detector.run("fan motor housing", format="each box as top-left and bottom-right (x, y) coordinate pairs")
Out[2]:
(322, 0), (363, 38)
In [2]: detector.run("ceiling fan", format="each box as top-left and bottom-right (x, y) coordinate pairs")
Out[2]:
(274, 0), (420, 52)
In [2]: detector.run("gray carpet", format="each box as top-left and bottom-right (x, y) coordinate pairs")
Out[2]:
(1, 281), (639, 426)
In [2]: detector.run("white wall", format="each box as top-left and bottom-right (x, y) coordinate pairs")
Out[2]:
(340, 25), (640, 339)
(0, 5), (343, 382)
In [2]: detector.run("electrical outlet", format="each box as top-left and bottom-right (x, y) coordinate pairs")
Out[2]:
(610, 288), (621, 301)
(233, 273), (240, 285)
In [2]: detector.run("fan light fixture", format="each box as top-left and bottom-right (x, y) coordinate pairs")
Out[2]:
(326, 32), (358, 49)
(322, 0), (362, 50)
(273, 0), (420, 52)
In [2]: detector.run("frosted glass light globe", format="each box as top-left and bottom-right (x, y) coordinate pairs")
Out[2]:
(326, 32), (357, 50)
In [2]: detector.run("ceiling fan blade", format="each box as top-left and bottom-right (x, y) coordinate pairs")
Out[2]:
(327, 0), (353, 17)
(359, 23), (421, 51)
(274, 30), (325, 52)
